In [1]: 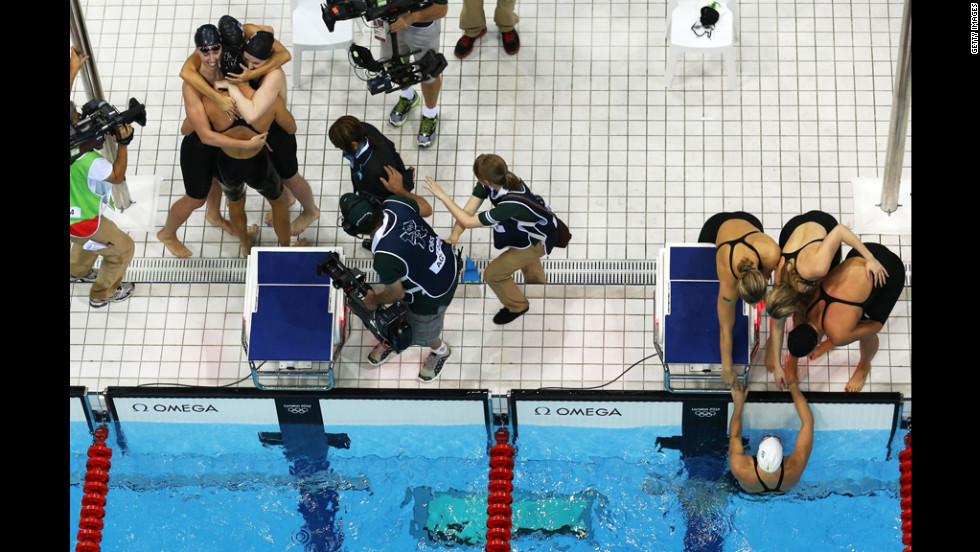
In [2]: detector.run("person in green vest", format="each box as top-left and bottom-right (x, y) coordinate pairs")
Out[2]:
(70, 47), (137, 307)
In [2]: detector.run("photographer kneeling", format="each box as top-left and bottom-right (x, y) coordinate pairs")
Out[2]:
(339, 167), (460, 382)
(69, 104), (136, 308)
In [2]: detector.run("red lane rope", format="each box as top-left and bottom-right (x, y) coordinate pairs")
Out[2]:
(77, 425), (112, 552)
(486, 428), (515, 552)
(899, 431), (911, 551)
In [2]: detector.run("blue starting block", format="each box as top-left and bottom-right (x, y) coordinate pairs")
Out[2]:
(242, 247), (346, 390)
(654, 244), (760, 392)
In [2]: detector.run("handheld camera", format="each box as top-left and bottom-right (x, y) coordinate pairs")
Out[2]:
(321, 0), (448, 95)
(316, 251), (414, 354)
(70, 97), (147, 161)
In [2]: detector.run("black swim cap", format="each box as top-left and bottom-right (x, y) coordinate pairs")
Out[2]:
(244, 31), (275, 61)
(194, 24), (221, 48)
(787, 324), (820, 358)
(218, 15), (244, 49)
(221, 48), (244, 77)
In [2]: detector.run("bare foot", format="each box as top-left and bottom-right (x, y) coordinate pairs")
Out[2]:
(845, 361), (871, 392)
(207, 213), (237, 236)
(289, 209), (320, 236)
(240, 224), (259, 257)
(721, 367), (736, 387)
(292, 237), (308, 247)
(157, 230), (192, 258)
(808, 338), (835, 360)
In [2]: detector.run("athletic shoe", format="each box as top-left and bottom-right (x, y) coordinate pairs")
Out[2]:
(367, 342), (398, 367)
(501, 29), (520, 55)
(454, 27), (486, 58)
(389, 91), (420, 127)
(418, 115), (438, 148)
(70, 269), (98, 284)
(492, 306), (529, 325)
(419, 344), (451, 382)
(89, 282), (135, 308)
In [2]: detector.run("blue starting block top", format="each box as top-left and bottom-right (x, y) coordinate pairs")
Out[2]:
(246, 249), (339, 362)
(660, 245), (751, 365)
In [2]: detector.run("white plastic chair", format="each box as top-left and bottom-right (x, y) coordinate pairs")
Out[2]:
(291, 0), (354, 88)
(664, 0), (739, 89)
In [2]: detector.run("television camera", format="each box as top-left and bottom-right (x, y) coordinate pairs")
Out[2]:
(316, 251), (414, 354)
(321, 0), (448, 95)
(70, 97), (146, 162)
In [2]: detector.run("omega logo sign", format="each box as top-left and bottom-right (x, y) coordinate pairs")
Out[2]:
(131, 403), (219, 413)
(533, 406), (622, 417)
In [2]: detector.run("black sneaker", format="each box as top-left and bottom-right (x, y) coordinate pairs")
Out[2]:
(492, 306), (529, 325)
(89, 282), (135, 308)
(454, 28), (486, 58)
(419, 344), (451, 382)
(501, 29), (520, 55)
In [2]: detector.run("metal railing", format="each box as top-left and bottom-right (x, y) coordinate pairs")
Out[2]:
(880, 0), (912, 214)
(70, 0), (132, 209)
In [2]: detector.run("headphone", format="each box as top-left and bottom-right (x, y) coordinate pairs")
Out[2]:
(339, 195), (378, 237)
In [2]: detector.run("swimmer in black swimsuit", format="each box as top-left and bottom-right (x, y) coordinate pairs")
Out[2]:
(158, 25), (261, 258)
(765, 211), (891, 389)
(728, 381), (813, 494)
(785, 243), (905, 392)
(204, 78), (302, 256)
(223, 29), (321, 235)
(698, 212), (781, 386)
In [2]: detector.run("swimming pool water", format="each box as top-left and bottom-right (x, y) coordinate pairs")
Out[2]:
(70, 421), (903, 551)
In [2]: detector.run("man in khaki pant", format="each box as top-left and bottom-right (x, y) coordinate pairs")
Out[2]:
(70, 48), (136, 307)
(454, 0), (520, 58)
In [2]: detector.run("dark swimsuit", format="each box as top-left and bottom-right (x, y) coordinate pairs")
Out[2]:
(718, 232), (762, 279)
(214, 117), (283, 202)
(752, 456), (786, 494)
(779, 211), (842, 281)
(698, 211), (764, 244)
(250, 74), (300, 180)
(805, 243), (905, 325)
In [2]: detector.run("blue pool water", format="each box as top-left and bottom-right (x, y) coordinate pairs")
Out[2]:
(70, 421), (903, 551)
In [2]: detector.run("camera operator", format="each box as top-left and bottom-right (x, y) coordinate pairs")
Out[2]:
(381, 0), (449, 147)
(70, 55), (136, 307)
(339, 167), (459, 382)
(329, 115), (421, 249)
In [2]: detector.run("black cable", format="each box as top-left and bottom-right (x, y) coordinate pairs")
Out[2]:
(535, 350), (662, 391)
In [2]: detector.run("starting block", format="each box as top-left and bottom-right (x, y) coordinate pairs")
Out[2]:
(654, 244), (761, 392)
(242, 247), (347, 390)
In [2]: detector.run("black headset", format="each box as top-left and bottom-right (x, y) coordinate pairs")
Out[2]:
(339, 195), (378, 237)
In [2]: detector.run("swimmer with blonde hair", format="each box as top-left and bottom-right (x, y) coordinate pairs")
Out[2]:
(698, 212), (781, 386)
(765, 211), (888, 389)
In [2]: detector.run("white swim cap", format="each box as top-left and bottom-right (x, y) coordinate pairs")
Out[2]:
(756, 435), (784, 473)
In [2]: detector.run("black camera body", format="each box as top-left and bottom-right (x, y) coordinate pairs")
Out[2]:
(321, 0), (447, 95)
(70, 97), (147, 161)
(322, 0), (427, 32)
(317, 251), (414, 354)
